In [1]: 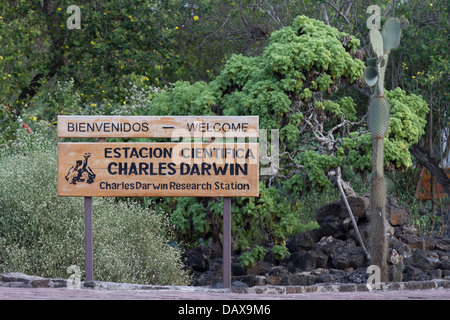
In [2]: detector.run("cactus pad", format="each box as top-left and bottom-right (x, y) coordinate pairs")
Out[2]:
(364, 66), (378, 87)
(369, 29), (383, 57)
(382, 18), (402, 52)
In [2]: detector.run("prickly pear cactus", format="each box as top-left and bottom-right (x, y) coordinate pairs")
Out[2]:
(365, 7), (408, 281)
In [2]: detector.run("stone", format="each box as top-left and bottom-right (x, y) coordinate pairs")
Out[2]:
(194, 271), (220, 286)
(316, 201), (341, 225)
(339, 196), (369, 219)
(286, 230), (318, 252)
(0, 272), (50, 288)
(436, 239), (450, 252)
(428, 269), (442, 279)
(313, 236), (347, 256)
(317, 215), (346, 239)
(412, 249), (438, 270)
(265, 266), (288, 286)
(403, 265), (429, 282)
(231, 262), (247, 276)
(422, 235), (437, 250)
(284, 273), (315, 286)
(231, 280), (248, 288)
(343, 268), (369, 283)
(314, 272), (344, 284)
(441, 260), (450, 270)
(386, 204), (410, 226)
(403, 225), (419, 235)
(185, 250), (208, 272)
(241, 275), (266, 287)
(289, 250), (328, 271)
(208, 239), (223, 259)
(342, 217), (354, 231)
(331, 246), (367, 270)
(399, 232), (428, 250)
(248, 261), (272, 276)
(289, 252), (315, 271)
(337, 283), (357, 292)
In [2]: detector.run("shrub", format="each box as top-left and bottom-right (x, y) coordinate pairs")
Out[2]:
(0, 132), (191, 285)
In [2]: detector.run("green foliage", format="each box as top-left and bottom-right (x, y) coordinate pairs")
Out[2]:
(0, 0), (215, 122)
(239, 245), (266, 269)
(340, 88), (428, 173)
(270, 245), (290, 260)
(0, 132), (191, 285)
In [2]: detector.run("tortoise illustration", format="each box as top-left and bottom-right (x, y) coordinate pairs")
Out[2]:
(65, 153), (96, 184)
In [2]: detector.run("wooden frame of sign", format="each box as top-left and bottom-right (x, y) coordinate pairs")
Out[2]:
(57, 115), (259, 288)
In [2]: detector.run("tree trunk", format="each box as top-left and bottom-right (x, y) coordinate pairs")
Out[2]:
(410, 144), (450, 197)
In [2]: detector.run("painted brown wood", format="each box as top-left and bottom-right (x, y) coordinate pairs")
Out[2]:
(57, 142), (259, 197)
(57, 115), (259, 138)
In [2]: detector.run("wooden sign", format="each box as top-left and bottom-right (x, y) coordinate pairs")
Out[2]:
(57, 142), (259, 197)
(57, 115), (259, 138)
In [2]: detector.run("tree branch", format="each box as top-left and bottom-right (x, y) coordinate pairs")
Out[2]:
(410, 144), (450, 196)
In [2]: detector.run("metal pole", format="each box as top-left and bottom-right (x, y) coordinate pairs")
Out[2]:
(83, 137), (105, 282)
(223, 197), (232, 288)
(84, 196), (94, 282)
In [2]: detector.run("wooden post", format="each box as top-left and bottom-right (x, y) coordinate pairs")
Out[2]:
(84, 137), (106, 282)
(223, 197), (232, 288)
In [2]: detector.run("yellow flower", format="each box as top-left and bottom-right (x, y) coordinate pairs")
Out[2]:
(91, 41), (95, 45)
(57, 8), (62, 11)
(175, 26), (179, 30)
(0, 56), (3, 59)
(193, 16), (199, 21)
(31, 116), (37, 122)
(91, 103), (97, 107)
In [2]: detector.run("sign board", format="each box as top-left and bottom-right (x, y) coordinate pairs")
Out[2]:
(57, 142), (259, 197)
(57, 115), (259, 287)
(57, 115), (259, 138)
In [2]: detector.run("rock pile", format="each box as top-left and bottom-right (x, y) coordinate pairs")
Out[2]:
(185, 195), (450, 287)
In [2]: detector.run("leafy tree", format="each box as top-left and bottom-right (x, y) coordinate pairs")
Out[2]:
(146, 16), (428, 260)
(0, 0), (207, 121)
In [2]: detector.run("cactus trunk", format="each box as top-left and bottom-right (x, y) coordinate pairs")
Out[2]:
(369, 136), (388, 281)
